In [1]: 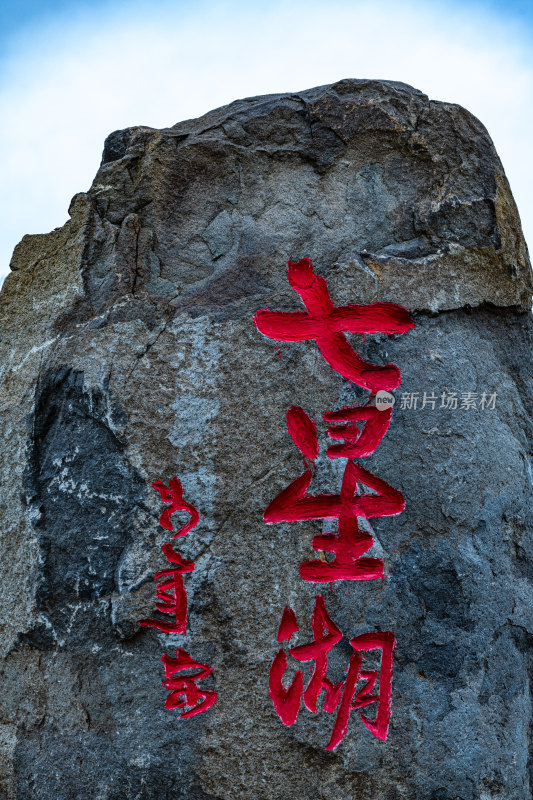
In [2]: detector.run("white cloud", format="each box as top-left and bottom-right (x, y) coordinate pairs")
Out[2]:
(0, 0), (531, 283)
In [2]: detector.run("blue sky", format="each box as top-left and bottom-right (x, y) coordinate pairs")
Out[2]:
(0, 0), (532, 281)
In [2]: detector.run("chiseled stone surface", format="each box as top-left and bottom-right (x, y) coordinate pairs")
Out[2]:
(0, 79), (531, 800)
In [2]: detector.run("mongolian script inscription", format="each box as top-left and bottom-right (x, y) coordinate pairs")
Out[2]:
(139, 478), (217, 718)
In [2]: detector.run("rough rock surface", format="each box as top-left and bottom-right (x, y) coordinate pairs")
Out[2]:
(0, 79), (532, 800)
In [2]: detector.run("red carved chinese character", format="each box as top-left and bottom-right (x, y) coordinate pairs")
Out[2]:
(161, 648), (218, 718)
(264, 459), (404, 582)
(152, 477), (200, 537)
(268, 598), (395, 749)
(254, 259), (414, 393)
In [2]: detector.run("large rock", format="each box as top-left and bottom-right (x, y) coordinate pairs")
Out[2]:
(0, 79), (531, 800)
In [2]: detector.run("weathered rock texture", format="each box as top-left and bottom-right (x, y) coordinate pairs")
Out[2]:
(0, 79), (532, 800)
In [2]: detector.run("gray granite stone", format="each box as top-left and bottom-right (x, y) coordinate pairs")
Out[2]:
(0, 79), (531, 799)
